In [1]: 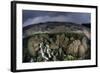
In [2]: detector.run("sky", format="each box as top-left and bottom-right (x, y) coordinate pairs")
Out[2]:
(23, 10), (91, 27)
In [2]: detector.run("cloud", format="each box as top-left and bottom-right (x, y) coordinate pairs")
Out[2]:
(23, 14), (90, 27)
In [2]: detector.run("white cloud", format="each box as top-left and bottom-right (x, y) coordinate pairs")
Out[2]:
(23, 15), (68, 27)
(23, 14), (90, 27)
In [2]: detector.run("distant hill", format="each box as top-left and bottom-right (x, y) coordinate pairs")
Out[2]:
(82, 23), (91, 28)
(23, 22), (90, 39)
(23, 22), (79, 31)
